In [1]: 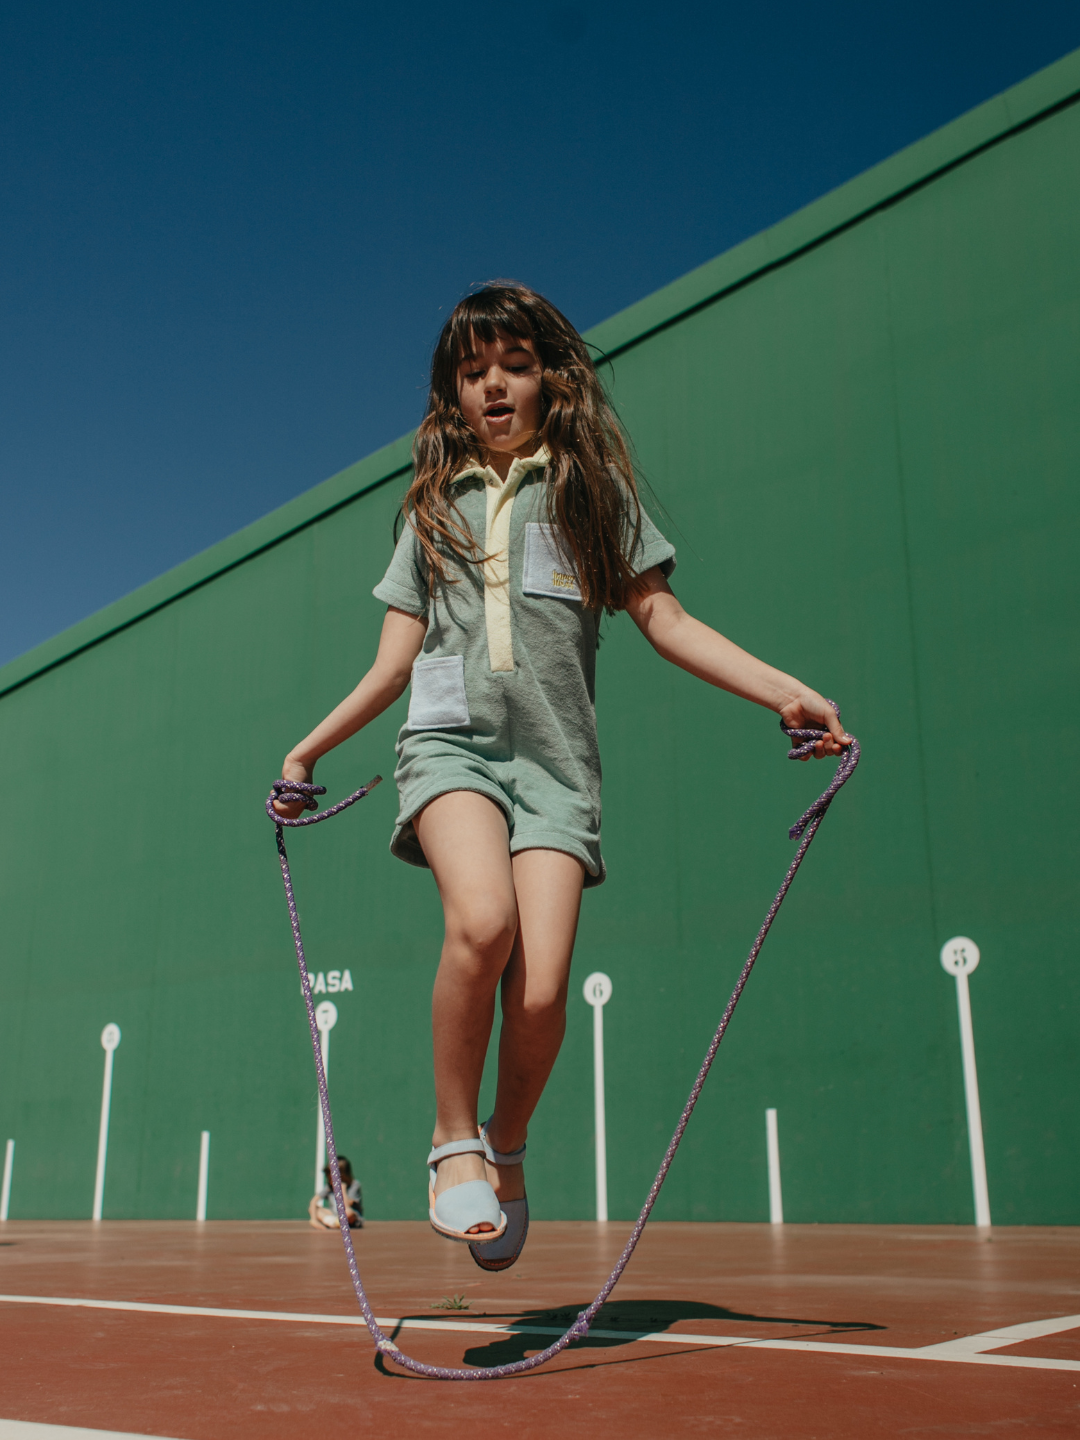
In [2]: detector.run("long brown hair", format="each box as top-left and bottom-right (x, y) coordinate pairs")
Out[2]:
(403, 283), (643, 613)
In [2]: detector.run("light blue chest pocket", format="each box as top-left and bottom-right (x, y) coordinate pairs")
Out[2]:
(523, 523), (582, 601)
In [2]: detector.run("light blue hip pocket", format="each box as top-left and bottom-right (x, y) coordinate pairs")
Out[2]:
(408, 655), (471, 730)
(523, 523), (582, 601)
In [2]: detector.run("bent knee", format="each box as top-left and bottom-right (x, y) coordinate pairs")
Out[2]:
(444, 901), (518, 971)
(505, 983), (569, 1027)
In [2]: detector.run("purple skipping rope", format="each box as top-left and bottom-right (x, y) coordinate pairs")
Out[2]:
(265, 706), (860, 1380)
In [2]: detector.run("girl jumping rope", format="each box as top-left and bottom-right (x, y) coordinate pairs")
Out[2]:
(274, 283), (850, 1272)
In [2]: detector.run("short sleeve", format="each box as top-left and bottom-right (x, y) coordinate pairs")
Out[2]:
(630, 505), (676, 579)
(373, 520), (429, 616)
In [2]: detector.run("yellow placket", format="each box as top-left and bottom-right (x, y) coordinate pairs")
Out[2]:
(453, 447), (549, 673)
(482, 468), (524, 672)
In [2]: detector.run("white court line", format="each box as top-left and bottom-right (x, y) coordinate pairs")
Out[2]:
(0, 1422), (185, 1439)
(1, 1294), (1078, 1373)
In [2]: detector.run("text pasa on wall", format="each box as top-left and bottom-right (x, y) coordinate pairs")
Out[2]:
(304, 969), (354, 994)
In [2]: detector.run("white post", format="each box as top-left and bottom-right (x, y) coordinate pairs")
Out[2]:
(314, 1001), (338, 1195)
(765, 1108), (783, 1224)
(93, 1024), (121, 1221)
(582, 972), (613, 1222)
(940, 937), (991, 1227)
(0, 1140), (13, 1221)
(196, 1131), (210, 1221)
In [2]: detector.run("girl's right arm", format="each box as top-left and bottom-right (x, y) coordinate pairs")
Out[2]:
(272, 606), (426, 818)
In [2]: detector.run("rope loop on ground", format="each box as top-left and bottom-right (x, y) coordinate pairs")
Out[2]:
(265, 709), (859, 1380)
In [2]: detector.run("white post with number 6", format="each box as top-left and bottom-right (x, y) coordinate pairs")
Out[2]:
(940, 936), (990, 1227)
(583, 972), (613, 1222)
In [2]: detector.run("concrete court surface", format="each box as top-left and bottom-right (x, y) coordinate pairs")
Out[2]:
(0, 1221), (1077, 1438)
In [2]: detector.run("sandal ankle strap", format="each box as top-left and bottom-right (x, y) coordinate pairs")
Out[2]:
(427, 1137), (486, 1166)
(480, 1120), (526, 1167)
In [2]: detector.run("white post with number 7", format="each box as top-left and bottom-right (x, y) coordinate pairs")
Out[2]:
(940, 936), (990, 1227)
(582, 972), (613, 1222)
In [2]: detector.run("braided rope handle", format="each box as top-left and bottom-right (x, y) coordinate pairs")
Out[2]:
(266, 775), (383, 825)
(781, 700), (860, 837)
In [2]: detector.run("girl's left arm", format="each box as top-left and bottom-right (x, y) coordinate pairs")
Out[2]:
(625, 568), (851, 760)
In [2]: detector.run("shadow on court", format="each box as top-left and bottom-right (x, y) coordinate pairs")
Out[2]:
(388, 1297), (886, 1370)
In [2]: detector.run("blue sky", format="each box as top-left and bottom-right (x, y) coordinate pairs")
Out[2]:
(2, 1), (1078, 666)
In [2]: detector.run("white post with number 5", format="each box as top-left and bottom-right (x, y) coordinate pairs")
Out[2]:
(940, 936), (990, 1227)
(582, 972), (613, 1222)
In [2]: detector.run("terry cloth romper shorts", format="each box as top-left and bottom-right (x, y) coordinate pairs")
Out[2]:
(373, 448), (676, 888)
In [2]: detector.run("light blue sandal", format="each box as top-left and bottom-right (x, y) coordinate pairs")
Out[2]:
(469, 1121), (529, 1272)
(428, 1138), (507, 1245)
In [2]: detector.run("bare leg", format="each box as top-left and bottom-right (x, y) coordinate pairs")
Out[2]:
(486, 848), (585, 1203)
(414, 791), (519, 1230)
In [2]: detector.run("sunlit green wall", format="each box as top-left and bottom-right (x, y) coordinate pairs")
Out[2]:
(1, 62), (1077, 1225)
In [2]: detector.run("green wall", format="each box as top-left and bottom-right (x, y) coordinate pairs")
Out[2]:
(2, 52), (1077, 1226)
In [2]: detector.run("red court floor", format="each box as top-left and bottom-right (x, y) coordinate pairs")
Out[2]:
(1, 1220), (1078, 1438)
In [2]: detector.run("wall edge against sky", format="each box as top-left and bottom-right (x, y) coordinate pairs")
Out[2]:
(585, 46), (1080, 359)
(0, 436), (414, 697)
(2, 44), (1078, 701)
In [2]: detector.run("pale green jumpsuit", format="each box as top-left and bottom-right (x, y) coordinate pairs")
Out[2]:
(373, 450), (676, 886)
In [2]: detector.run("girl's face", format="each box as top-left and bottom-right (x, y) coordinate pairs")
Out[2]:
(456, 332), (543, 456)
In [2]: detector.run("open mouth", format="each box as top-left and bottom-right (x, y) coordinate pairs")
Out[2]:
(484, 404), (514, 420)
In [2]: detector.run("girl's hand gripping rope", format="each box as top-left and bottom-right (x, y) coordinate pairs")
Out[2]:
(272, 757), (319, 819)
(781, 700), (860, 839)
(266, 776), (383, 828)
(778, 691), (852, 760)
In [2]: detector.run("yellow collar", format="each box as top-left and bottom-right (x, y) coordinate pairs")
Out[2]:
(453, 446), (550, 489)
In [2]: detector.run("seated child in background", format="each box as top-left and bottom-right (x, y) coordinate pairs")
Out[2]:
(308, 1156), (363, 1230)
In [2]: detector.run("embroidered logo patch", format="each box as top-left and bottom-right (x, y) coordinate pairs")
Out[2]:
(552, 570), (576, 590)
